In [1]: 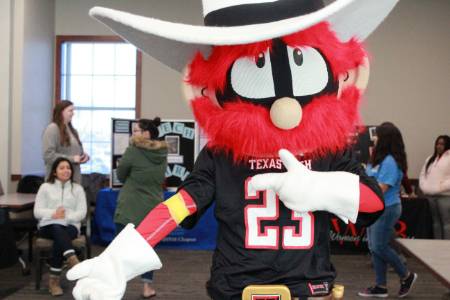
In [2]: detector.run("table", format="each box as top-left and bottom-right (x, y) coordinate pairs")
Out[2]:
(395, 238), (450, 289)
(92, 188), (218, 250)
(94, 190), (434, 252)
(0, 193), (36, 211)
(0, 193), (36, 268)
(330, 196), (433, 253)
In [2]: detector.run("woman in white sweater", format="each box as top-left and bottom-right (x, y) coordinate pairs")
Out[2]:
(34, 157), (87, 296)
(419, 135), (450, 239)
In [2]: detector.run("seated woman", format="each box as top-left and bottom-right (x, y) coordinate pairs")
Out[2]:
(33, 157), (87, 296)
(419, 135), (450, 239)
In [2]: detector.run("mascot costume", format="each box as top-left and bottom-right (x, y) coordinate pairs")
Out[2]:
(68, 0), (399, 299)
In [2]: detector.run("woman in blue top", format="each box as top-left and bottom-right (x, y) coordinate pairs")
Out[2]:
(359, 122), (417, 298)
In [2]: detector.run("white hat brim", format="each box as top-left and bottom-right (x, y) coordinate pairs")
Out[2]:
(90, 0), (398, 72)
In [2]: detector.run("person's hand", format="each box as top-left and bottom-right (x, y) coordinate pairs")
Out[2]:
(52, 207), (65, 219)
(73, 155), (81, 163)
(249, 149), (360, 223)
(80, 153), (90, 164)
(67, 224), (162, 300)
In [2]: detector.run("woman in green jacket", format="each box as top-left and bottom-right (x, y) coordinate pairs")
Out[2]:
(114, 117), (167, 299)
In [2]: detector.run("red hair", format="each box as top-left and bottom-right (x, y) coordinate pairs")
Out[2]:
(192, 87), (362, 161)
(187, 22), (366, 91)
(187, 22), (368, 161)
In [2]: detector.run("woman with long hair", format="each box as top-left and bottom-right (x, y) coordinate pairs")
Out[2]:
(359, 122), (417, 298)
(42, 100), (89, 183)
(114, 117), (168, 298)
(419, 135), (450, 239)
(34, 157), (87, 296)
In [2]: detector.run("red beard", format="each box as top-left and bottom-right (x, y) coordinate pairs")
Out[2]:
(191, 87), (362, 161)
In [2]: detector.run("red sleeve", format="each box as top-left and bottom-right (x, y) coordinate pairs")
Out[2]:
(136, 189), (197, 247)
(359, 183), (384, 213)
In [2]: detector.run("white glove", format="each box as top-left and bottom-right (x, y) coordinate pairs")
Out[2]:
(249, 149), (360, 223)
(67, 224), (162, 300)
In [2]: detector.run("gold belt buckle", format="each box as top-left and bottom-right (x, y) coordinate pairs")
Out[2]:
(242, 285), (291, 300)
(242, 284), (344, 300)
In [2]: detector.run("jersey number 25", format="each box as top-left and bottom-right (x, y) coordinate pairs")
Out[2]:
(244, 177), (314, 249)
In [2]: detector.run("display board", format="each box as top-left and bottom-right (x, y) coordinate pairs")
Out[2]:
(111, 118), (198, 189)
(111, 119), (137, 188)
(160, 120), (198, 188)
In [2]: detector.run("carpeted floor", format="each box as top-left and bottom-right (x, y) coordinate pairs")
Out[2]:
(0, 245), (448, 299)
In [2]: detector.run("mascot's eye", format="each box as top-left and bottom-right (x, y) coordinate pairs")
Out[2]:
(287, 46), (328, 97)
(230, 49), (275, 99)
(293, 48), (303, 66)
(255, 52), (265, 68)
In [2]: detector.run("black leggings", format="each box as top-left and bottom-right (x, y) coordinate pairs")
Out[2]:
(38, 224), (78, 269)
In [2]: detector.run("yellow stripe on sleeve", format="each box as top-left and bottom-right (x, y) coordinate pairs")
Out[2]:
(163, 193), (190, 224)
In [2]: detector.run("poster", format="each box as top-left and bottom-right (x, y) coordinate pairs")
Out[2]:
(160, 120), (198, 188)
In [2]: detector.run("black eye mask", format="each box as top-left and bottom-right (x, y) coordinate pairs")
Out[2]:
(216, 39), (338, 109)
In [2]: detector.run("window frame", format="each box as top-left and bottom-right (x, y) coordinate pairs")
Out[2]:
(54, 35), (142, 117)
(54, 35), (142, 174)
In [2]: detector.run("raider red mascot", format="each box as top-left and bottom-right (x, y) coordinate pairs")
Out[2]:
(68, 0), (398, 299)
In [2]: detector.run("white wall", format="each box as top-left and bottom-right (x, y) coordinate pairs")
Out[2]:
(11, 0), (25, 178)
(2, 0), (444, 181)
(53, 0), (450, 178)
(21, 0), (54, 174)
(55, 0), (203, 120)
(363, 0), (450, 177)
(0, 0), (13, 192)
(10, 0), (54, 177)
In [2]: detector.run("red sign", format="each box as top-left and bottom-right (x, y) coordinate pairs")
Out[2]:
(252, 295), (281, 300)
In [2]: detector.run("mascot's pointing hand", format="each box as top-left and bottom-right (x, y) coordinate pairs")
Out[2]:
(249, 149), (360, 223)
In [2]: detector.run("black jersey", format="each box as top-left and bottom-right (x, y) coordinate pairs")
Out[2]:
(180, 148), (381, 300)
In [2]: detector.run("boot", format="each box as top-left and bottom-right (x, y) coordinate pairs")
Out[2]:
(66, 254), (80, 269)
(48, 274), (63, 296)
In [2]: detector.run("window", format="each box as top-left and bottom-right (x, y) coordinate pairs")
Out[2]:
(56, 36), (142, 174)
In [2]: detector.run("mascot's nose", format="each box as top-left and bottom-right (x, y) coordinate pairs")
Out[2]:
(270, 97), (302, 130)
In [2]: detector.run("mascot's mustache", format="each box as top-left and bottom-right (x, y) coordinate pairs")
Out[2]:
(191, 86), (362, 161)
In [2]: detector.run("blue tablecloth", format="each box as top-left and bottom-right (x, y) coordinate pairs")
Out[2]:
(92, 189), (432, 253)
(92, 188), (218, 250)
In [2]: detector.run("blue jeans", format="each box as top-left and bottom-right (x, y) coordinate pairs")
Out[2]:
(367, 203), (408, 286)
(115, 223), (154, 282)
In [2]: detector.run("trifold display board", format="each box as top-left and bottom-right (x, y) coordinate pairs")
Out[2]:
(111, 119), (199, 189)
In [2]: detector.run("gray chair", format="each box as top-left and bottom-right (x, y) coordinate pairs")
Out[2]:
(12, 175), (44, 262)
(81, 172), (107, 258)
